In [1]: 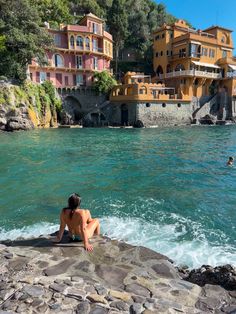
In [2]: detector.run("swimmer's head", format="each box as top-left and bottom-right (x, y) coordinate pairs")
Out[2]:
(229, 157), (234, 161)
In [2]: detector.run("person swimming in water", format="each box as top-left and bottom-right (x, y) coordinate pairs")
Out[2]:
(53, 193), (100, 251)
(227, 156), (234, 166)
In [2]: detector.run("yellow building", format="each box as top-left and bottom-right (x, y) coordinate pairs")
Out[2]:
(153, 20), (236, 99)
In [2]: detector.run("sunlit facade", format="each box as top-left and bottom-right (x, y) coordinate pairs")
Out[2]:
(29, 13), (113, 87)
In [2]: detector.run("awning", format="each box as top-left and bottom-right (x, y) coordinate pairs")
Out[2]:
(131, 75), (151, 78)
(192, 61), (220, 69)
(228, 64), (236, 71)
(190, 41), (202, 45)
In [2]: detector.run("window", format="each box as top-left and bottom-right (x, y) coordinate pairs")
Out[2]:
(46, 73), (50, 80)
(170, 32), (173, 39)
(166, 50), (169, 56)
(179, 48), (186, 57)
(93, 23), (98, 34)
(65, 76), (69, 86)
(56, 73), (62, 84)
(156, 52), (159, 57)
(76, 55), (83, 69)
(162, 33), (165, 39)
(189, 43), (200, 57)
(160, 51), (163, 56)
(93, 39), (98, 52)
(162, 103), (166, 108)
(146, 103), (151, 107)
(155, 35), (160, 40)
(30, 73), (33, 80)
(76, 74), (83, 85)
(201, 47), (208, 57)
(85, 37), (90, 50)
(70, 36), (75, 48)
(76, 36), (83, 49)
(221, 35), (226, 43)
(54, 34), (61, 46)
(54, 54), (63, 67)
(177, 103), (181, 108)
(222, 50), (227, 58)
(93, 57), (98, 70)
(209, 49), (215, 58)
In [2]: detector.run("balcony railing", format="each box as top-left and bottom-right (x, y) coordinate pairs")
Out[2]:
(194, 71), (221, 79)
(93, 47), (103, 53)
(227, 72), (236, 78)
(165, 70), (194, 78)
(161, 70), (221, 79)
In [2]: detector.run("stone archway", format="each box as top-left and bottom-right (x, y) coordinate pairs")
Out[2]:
(121, 103), (128, 126)
(156, 65), (164, 77)
(62, 95), (83, 124)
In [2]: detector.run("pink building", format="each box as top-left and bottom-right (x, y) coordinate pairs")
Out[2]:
(29, 13), (113, 88)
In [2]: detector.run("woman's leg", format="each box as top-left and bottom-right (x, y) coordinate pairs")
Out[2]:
(86, 218), (100, 238)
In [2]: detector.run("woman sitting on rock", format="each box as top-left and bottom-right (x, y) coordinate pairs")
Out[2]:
(53, 193), (100, 251)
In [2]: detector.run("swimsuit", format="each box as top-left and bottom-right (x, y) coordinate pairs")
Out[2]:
(70, 234), (82, 242)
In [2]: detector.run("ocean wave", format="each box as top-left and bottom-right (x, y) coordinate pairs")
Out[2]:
(0, 222), (58, 241)
(0, 218), (235, 268)
(100, 216), (236, 268)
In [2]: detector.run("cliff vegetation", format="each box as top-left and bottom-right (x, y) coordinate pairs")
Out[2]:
(0, 80), (61, 131)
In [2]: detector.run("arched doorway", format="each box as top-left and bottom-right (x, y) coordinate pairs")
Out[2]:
(121, 104), (128, 126)
(156, 65), (164, 77)
(63, 96), (83, 124)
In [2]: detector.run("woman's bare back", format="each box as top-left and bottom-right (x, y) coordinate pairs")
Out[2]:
(62, 208), (91, 236)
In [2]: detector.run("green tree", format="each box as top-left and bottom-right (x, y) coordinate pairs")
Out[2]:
(0, 35), (5, 52)
(107, 0), (128, 77)
(69, 0), (105, 20)
(92, 71), (117, 94)
(0, 0), (53, 81)
(32, 0), (72, 28)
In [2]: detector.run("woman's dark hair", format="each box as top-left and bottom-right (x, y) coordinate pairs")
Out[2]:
(64, 193), (81, 219)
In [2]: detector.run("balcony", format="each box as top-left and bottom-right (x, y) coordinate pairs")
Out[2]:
(93, 47), (103, 53)
(227, 72), (236, 78)
(162, 70), (221, 79)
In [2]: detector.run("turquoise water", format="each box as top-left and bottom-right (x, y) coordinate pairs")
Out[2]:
(0, 127), (236, 268)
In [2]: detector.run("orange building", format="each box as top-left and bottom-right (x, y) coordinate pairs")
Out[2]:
(153, 20), (236, 100)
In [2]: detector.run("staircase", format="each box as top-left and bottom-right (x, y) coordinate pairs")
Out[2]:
(79, 100), (111, 125)
(192, 94), (218, 124)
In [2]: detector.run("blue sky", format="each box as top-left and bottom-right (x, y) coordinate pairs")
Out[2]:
(159, 0), (236, 53)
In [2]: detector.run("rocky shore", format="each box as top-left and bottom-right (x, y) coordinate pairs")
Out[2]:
(0, 234), (235, 314)
(0, 81), (58, 132)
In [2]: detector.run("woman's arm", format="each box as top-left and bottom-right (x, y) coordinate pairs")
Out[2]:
(53, 210), (66, 243)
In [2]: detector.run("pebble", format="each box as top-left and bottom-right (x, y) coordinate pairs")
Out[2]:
(23, 285), (45, 298)
(4, 253), (13, 259)
(71, 276), (84, 284)
(125, 283), (150, 297)
(87, 293), (108, 304)
(49, 283), (67, 293)
(76, 301), (90, 314)
(64, 279), (73, 286)
(130, 303), (143, 314)
(110, 300), (129, 311)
